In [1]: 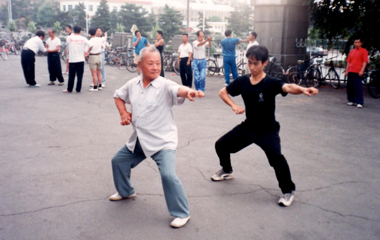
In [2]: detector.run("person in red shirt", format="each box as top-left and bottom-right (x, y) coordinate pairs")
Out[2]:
(345, 38), (368, 108)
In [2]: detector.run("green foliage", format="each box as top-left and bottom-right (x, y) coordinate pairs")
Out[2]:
(116, 23), (124, 33)
(109, 9), (118, 34)
(158, 4), (183, 42)
(90, 0), (110, 32)
(226, 3), (253, 37)
(308, 0), (380, 55)
(27, 21), (36, 33)
(208, 15), (222, 22)
(8, 21), (16, 31)
(118, 4), (152, 36)
(151, 22), (162, 39)
(71, 3), (86, 29)
(53, 21), (62, 33)
(197, 12), (211, 35)
(56, 11), (72, 29)
(37, 2), (55, 27)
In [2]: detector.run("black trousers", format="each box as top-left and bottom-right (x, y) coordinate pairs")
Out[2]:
(180, 57), (192, 88)
(160, 53), (165, 77)
(215, 124), (296, 194)
(67, 62), (84, 92)
(47, 53), (64, 83)
(21, 49), (36, 85)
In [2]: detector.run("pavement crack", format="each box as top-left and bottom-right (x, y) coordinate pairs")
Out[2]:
(297, 180), (373, 193)
(177, 133), (224, 150)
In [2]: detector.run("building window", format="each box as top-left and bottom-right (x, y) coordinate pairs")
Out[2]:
(63, 5), (66, 11)
(113, 6), (117, 11)
(89, 5), (93, 11)
(68, 5), (72, 11)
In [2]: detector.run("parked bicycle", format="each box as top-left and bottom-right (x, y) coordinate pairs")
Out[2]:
(264, 56), (285, 81)
(163, 51), (180, 75)
(206, 53), (246, 77)
(304, 56), (341, 89)
(285, 56), (319, 85)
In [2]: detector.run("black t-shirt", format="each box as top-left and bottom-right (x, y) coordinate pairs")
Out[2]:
(226, 74), (287, 132)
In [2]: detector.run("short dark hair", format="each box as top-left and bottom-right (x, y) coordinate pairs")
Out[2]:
(182, 33), (188, 37)
(73, 25), (81, 34)
(89, 28), (96, 36)
(225, 30), (232, 37)
(251, 32), (257, 38)
(96, 27), (103, 32)
(157, 30), (163, 36)
(135, 30), (140, 35)
(196, 30), (204, 37)
(35, 30), (45, 38)
(66, 25), (72, 30)
(354, 37), (363, 43)
(51, 29), (56, 34)
(246, 45), (268, 63)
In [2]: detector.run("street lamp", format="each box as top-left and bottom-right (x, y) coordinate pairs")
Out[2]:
(8, 0), (12, 22)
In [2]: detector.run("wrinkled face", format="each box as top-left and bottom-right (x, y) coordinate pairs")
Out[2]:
(139, 51), (161, 80)
(136, 32), (141, 38)
(48, 30), (53, 38)
(248, 56), (267, 76)
(96, 28), (103, 37)
(354, 40), (362, 49)
(66, 27), (71, 34)
(182, 35), (188, 43)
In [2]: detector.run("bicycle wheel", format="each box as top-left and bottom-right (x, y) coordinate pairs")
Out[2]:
(0, 52), (6, 60)
(269, 64), (285, 81)
(237, 62), (246, 76)
(206, 59), (216, 77)
(367, 73), (380, 98)
(163, 57), (169, 71)
(126, 57), (137, 73)
(285, 66), (301, 85)
(173, 59), (180, 75)
(326, 69), (340, 89)
(304, 65), (320, 88)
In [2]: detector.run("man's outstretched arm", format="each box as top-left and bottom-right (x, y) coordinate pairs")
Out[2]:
(177, 86), (204, 101)
(114, 97), (132, 126)
(282, 84), (318, 96)
(219, 87), (245, 114)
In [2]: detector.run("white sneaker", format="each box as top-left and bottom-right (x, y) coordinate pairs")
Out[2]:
(102, 84), (105, 88)
(170, 216), (191, 228)
(357, 104), (363, 108)
(211, 168), (234, 181)
(347, 102), (354, 106)
(90, 83), (94, 87)
(62, 72), (68, 75)
(89, 88), (98, 92)
(224, 83), (228, 87)
(278, 191), (295, 207)
(29, 84), (41, 87)
(109, 192), (136, 201)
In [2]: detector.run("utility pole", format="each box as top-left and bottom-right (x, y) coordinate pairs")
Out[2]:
(8, 0), (12, 23)
(187, 0), (190, 34)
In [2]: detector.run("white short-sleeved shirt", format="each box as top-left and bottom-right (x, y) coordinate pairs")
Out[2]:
(67, 34), (92, 63)
(192, 40), (206, 59)
(178, 43), (193, 58)
(247, 40), (259, 51)
(23, 36), (46, 54)
(101, 37), (107, 52)
(46, 37), (61, 51)
(89, 37), (103, 54)
(114, 76), (186, 157)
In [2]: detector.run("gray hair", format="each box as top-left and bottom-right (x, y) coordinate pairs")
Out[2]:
(139, 46), (159, 62)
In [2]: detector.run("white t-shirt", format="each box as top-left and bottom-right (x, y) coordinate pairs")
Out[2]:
(178, 43), (192, 58)
(89, 37), (103, 54)
(192, 40), (206, 59)
(67, 34), (92, 63)
(246, 40), (259, 51)
(24, 36), (46, 54)
(101, 37), (107, 52)
(46, 37), (61, 52)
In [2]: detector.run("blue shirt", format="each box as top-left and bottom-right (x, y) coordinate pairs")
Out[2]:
(133, 37), (149, 55)
(221, 38), (240, 57)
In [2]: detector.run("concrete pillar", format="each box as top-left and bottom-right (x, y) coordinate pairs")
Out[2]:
(251, 0), (309, 68)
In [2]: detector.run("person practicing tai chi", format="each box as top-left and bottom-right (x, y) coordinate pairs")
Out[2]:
(178, 33), (193, 88)
(132, 30), (149, 75)
(46, 29), (64, 86)
(63, 25), (72, 75)
(221, 30), (241, 86)
(110, 46), (204, 228)
(21, 30), (46, 87)
(211, 45), (318, 207)
(192, 30), (212, 92)
(87, 28), (103, 92)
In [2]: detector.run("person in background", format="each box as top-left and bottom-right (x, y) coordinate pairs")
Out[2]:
(192, 30), (211, 92)
(63, 25), (92, 93)
(21, 30), (46, 87)
(63, 25), (72, 75)
(46, 29), (64, 86)
(245, 32), (259, 75)
(132, 30), (150, 75)
(87, 28), (103, 92)
(221, 30), (241, 86)
(94, 27), (107, 88)
(345, 37), (368, 108)
(155, 30), (165, 77)
(177, 33), (193, 88)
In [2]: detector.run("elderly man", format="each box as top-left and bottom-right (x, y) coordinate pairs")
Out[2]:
(110, 46), (204, 228)
(46, 29), (64, 86)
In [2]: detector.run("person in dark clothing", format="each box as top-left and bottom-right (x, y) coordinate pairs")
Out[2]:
(155, 30), (165, 77)
(46, 29), (64, 86)
(211, 45), (318, 207)
(177, 33), (193, 88)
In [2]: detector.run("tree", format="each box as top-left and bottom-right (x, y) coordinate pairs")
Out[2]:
(53, 21), (62, 33)
(308, 0), (380, 55)
(37, 2), (55, 28)
(226, 3), (253, 37)
(90, 0), (110, 31)
(116, 23), (124, 33)
(56, 11), (72, 29)
(158, 4), (183, 41)
(118, 4), (152, 36)
(71, 3), (86, 29)
(208, 15), (222, 22)
(8, 21), (16, 31)
(197, 12), (211, 35)
(109, 9), (118, 33)
(27, 21), (36, 33)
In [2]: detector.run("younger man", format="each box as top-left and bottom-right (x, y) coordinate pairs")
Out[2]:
(87, 28), (103, 92)
(212, 45), (318, 207)
(221, 30), (241, 86)
(132, 30), (149, 75)
(178, 33), (193, 88)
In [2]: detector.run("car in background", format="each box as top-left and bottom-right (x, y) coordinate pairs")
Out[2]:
(306, 46), (328, 57)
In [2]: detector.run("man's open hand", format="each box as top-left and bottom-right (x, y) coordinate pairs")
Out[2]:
(120, 112), (132, 126)
(302, 87), (318, 97)
(187, 90), (205, 101)
(231, 104), (245, 115)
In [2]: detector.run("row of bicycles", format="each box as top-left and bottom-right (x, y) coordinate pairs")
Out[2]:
(0, 38), (24, 60)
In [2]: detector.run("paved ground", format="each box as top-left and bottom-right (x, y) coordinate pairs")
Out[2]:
(1, 55), (380, 240)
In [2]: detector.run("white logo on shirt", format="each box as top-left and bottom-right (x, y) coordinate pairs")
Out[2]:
(259, 93), (264, 102)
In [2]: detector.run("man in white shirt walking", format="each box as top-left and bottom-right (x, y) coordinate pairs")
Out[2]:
(63, 25), (72, 75)
(110, 46), (204, 228)
(46, 29), (64, 86)
(63, 25), (92, 93)
(245, 32), (259, 75)
(21, 30), (46, 87)
(97, 28), (107, 87)
(88, 28), (103, 92)
(177, 33), (193, 88)
(192, 30), (211, 92)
